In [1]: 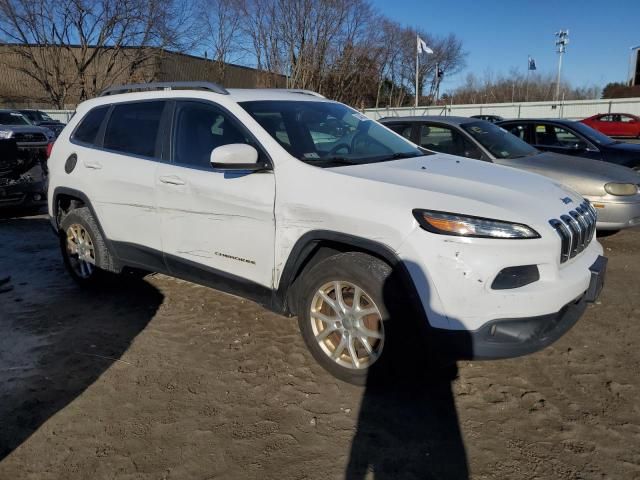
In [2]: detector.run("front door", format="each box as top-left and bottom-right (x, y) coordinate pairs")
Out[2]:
(157, 100), (276, 294)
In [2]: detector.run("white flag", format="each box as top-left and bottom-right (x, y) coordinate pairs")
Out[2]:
(417, 36), (433, 55)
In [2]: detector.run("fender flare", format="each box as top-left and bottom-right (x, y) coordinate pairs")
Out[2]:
(273, 230), (426, 321)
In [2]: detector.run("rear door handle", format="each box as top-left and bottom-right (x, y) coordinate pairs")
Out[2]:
(159, 175), (186, 186)
(83, 160), (102, 170)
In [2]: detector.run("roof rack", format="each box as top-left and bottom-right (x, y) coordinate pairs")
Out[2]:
(100, 81), (229, 97)
(270, 89), (325, 98)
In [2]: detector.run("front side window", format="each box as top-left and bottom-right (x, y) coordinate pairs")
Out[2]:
(535, 124), (586, 149)
(240, 100), (424, 167)
(419, 124), (483, 159)
(462, 121), (537, 159)
(72, 106), (109, 145)
(103, 101), (165, 157)
(173, 101), (252, 169)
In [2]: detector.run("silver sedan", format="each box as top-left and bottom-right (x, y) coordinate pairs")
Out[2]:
(380, 116), (640, 231)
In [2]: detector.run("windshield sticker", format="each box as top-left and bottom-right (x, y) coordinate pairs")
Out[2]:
(303, 152), (320, 159)
(352, 112), (370, 122)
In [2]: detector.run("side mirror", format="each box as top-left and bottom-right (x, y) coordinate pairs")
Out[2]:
(210, 144), (270, 171)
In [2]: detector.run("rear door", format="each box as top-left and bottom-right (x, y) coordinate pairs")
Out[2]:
(156, 100), (276, 291)
(77, 100), (167, 269)
(619, 115), (640, 137)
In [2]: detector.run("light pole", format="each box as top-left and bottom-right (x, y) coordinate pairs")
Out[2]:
(629, 45), (640, 86)
(554, 30), (569, 102)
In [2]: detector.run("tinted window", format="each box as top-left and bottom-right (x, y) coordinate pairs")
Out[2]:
(419, 124), (482, 159)
(463, 121), (537, 159)
(103, 102), (165, 157)
(535, 124), (586, 149)
(385, 123), (413, 140)
(73, 106), (109, 145)
(173, 101), (251, 168)
(241, 100), (423, 167)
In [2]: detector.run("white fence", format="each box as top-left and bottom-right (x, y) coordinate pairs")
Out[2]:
(42, 110), (75, 123)
(39, 97), (640, 124)
(364, 97), (640, 121)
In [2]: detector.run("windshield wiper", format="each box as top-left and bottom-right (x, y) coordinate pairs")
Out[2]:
(306, 157), (360, 167)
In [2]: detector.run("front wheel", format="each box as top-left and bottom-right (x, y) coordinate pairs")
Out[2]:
(296, 252), (422, 385)
(59, 207), (116, 286)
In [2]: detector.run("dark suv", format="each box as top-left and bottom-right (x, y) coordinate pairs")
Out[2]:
(18, 109), (66, 137)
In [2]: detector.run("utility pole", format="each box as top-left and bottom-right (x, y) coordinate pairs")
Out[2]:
(554, 30), (569, 102)
(629, 46), (640, 86)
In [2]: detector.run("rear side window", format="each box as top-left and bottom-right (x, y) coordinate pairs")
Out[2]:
(73, 106), (109, 145)
(104, 101), (165, 158)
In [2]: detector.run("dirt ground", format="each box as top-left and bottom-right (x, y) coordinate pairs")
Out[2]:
(0, 212), (639, 480)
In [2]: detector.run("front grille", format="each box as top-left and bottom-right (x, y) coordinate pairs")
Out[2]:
(14, 132), (47, 142)
(549, 200), (597, 263)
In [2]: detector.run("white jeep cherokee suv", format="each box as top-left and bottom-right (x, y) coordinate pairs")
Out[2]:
(47, 82), (606, 384)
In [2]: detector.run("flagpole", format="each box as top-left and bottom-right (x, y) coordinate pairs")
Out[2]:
(525, 55), (530, 102)
(415, 35), (419, 109)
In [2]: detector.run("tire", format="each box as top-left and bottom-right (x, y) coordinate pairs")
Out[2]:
(59, 206), (116, 286)
(296, 252), (425, 385)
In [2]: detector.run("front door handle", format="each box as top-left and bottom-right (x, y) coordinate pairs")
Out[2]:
(159, 175), (186, 186)
(83, 160), (102, 170)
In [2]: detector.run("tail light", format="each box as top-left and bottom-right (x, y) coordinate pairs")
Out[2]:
(46, 142), (54, 159)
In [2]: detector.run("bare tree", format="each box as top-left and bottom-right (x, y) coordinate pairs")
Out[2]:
(450, 70), (600, 104)
(198, 0), (243, 83)
(0, 0), (197, 107)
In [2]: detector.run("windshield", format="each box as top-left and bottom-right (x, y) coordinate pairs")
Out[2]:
(240, 100), (424, 167)
(461, 121), (538, 159)
(22, 110), (53, 122)
(570, 121), (615, 145)
(0, 112), (30, 126)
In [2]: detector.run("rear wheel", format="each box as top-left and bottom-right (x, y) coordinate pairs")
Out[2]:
(296, 252), (423, 385)
(59, 207), (116, 286)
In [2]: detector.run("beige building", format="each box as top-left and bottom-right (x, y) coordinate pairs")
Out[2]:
(0, 44), (286, 109)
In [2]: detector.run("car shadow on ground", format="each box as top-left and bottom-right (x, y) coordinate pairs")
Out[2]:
(0, 215), (164, 461)
(345, 263), (471, 479)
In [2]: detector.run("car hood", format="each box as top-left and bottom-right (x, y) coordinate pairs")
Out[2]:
(609, 141), (640, 154)
(0, 124), (52, 135)
(328, 154), (583, 226)
(496, 151), (640, 197)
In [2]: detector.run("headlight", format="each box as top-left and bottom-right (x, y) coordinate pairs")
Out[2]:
(0, 130), (13, 139)
(413, 209), (540, 239)
(604, 182), (638, 196)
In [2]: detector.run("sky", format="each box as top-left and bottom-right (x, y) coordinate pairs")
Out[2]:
(370, 0), (640, 93)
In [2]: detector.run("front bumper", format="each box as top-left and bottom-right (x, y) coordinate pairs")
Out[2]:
(587, 197), (640, 230)
(0, 177), (47, 208)
(432, 255), (607, 360)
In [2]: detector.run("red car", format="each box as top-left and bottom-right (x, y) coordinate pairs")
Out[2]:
(581, 113), (640, 138)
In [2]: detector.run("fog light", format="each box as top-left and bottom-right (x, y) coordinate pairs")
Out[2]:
(33, 193), (41, 201)
(491, 265), (540, 290)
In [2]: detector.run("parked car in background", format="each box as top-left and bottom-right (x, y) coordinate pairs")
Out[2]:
(470, 114), (504, 123)
(497, 119), (640, 171)
(0, 137), (49, 209)
(380, 116), (640, 231)
(47, 82), (606, 384)
(18, 109), (66, 137)
(0, 110), (53, 208)
(581, 113), (640, 138)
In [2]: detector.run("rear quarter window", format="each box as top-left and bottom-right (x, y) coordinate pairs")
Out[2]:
(72, 106), (110, 145)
